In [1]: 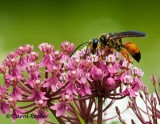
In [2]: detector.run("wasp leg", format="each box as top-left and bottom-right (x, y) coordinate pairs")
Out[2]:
(120, 49), (133, 63)
(101, 46), (110, 59)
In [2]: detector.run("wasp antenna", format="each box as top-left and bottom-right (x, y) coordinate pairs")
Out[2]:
(84, 42), (91, 59)
(69, 42), (89, 57)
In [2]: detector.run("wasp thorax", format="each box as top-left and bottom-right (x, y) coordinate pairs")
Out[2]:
(99, 34), (108, 45)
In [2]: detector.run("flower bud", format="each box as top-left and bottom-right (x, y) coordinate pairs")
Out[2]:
(131, 119), (136, 124)
(143, 86), (149, 95)
(151, 74), (156, 86)
(105, 78), (115, 90)
(115, 106), (120, 115)
(91, 66), (103, 80)
(154, 97), (157, 106)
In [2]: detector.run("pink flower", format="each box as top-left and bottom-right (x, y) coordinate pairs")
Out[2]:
(59, 54), (69, 64)
(38, 43), (54, 53)
(0, 85), (10, 115)
(0, 85), (7, 98)
(66, 58), (80, 70)
(123, 75), (133, 84)
(27, 80), (48, 101)
(119, 59), (133, 70)
(8, 97), (26, 122)
(114, 52), (121, 59)
(54, 50), (63, 60)
(38, 43), (55, 68)
(79, 60), (93, 72)
(4, 75), (25, 100)
(25, 62), (40, 87)
(131, 67), (144, 77)
(50, 102), (68, 117)
(50, 93), (72, 117)
(6, 52), (18, 60)
(39, 54), (55, 68)
(0, 42), (145, 124)
(65, 83), (78, 95)
(28, 90), (48, 101)
(0, 101), (10, 115)
(132, 78), (144, 91)
(34, 109), (50, 124)
(17, 56), (27, 71)
(10, 86), (25, 101)
(25, 44), (34, 53)
(90, 54), (99, 62)
(106, 54), (116, 63)
(61, 41), (74, 55)
(11, 107), (26, 122)
(5, 58), (21, 77)
(0, 64), (6, 74)
(34, 100), (50, 124)
(15, 46), (26, 56)
(27, 52), (39, 63)
(78, 83), (92, 96)
(120, 75), (137, 97)
(120, 87), (136, 97)
(43, 76), (63, 92)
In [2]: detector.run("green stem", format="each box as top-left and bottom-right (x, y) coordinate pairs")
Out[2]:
(48, 102), (65, 124)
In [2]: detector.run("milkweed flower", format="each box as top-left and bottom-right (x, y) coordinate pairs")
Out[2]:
(0, 41), (146, 124)
(0, 85), (10, 115)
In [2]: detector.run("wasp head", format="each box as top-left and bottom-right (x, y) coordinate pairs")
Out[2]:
(89, 38), (99, 54)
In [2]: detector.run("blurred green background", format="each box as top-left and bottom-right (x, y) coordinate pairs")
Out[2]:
(0, 0), (160, 123)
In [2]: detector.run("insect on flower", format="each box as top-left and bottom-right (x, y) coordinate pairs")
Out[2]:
(70, 31), (146, 63)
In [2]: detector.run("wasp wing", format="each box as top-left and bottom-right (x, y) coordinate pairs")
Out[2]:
(109, 31), (146, 40)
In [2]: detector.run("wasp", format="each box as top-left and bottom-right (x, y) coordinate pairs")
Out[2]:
(70, 31), (146, 63)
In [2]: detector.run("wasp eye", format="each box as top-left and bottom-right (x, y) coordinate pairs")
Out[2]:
(92, 38), (99, 49)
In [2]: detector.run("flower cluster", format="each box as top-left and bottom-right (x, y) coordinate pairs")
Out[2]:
(0, 41), (146, 124)
(113, 75), (160, 124)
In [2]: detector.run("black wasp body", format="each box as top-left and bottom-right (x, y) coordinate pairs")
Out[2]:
(89, 31), (146, 62)
(70, 31), (146, 63)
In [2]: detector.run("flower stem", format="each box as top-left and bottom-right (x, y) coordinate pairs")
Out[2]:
(48, 102), (65, 124)
(97, 96), (103, 124)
